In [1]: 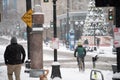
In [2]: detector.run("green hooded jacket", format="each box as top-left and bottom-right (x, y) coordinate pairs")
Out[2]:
(74, 45), (86, 58)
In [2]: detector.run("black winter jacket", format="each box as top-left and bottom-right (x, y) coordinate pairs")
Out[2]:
(4, 43), (26, 65)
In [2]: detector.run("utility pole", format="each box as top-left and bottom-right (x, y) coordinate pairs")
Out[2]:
(51, 0), (62, 79)
(115, 7), (120, 72)
(26, 0), (32, 59)
(93, 23), (96, 50)
(66, 0), (70, 44)
(53, 0), (57, 62)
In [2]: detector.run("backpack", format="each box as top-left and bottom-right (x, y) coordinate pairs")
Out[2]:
(77, 47), (85, 58)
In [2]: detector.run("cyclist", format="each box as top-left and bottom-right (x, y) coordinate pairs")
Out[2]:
(74, 42), (86, 71)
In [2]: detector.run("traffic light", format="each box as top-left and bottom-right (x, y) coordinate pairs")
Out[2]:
(44, 0), (49, 2)
(108, 9), (114, 20)
(50, 21), (53, 28)
(16, 24), (20, 29)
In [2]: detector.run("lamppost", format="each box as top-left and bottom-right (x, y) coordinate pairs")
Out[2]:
(51, 0), (62, 79)
(24, 0), (32, 73)
(75, 21), (84, 40)
(66, 0), (70, 45)
(75, 21), (79, 41)
(79, 21), (84, 39)
(93, 23), (97, 50)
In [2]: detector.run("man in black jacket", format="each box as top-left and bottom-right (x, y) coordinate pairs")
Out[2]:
(4, 37), (26, 80)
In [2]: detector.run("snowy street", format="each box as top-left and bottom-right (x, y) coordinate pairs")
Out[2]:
(0, 36), (116, 80)
(1, 0), (120, 79)
(0, 66), (113, 80)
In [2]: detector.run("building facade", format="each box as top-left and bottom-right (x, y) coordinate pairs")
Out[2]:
(0, 0), (89, 40)
(0, 0), (2, 22)
(56, 0), (88, 41)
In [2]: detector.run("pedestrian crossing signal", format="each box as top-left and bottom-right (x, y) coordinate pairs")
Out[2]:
(44, 0), (49, 2)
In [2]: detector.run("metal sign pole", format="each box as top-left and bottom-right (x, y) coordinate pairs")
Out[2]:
(26, 0), (32, 60)
(51, 0), (62, 79)
(24, 0), (32, 73)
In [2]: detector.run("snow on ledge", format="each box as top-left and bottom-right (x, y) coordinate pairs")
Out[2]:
(52, 62), (60, 65)
(113, 72), (120, 79)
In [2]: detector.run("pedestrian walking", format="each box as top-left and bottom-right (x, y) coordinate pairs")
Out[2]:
(74, 42), (86, 71)
(84, 39), (89, 50)
(4, 37), (26, 80)
(84, 39), (89, 48)
(96, 37), (100, 48)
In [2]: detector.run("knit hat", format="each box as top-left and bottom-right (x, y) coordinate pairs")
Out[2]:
(77, 41), (82, 46)
(11, 37), (17, 44)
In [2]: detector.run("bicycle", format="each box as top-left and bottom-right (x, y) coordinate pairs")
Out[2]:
(77, 57), (84, 72)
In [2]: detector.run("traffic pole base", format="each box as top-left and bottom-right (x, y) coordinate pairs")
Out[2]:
(24, 59), (31, 73)
(50, 77), (62, 80)
(51, 62), (62, 79)
(24, 69), (30, 73)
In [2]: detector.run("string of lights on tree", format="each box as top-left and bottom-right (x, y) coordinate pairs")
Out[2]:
(83, 0), (108, 36)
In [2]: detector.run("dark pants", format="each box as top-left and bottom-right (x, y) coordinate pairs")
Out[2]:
(77, 57), (85, 71)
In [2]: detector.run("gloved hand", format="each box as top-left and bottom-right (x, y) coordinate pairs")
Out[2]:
(22, 60), (24, 63)
(5, 60), (8, 65)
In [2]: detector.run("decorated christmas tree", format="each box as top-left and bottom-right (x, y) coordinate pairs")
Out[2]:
(82, 0), (113, 46)
(83, 0), (106, 36)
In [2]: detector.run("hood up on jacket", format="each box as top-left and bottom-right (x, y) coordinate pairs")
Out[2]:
(11, 37), (17, 44)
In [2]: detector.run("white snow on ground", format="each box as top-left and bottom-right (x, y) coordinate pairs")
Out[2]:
(0, 36), (118, 80)
(0, 66), (113, 80)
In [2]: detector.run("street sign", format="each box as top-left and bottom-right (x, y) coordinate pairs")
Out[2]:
(114, 28), (120, 47)
(22, 9), (33, 28)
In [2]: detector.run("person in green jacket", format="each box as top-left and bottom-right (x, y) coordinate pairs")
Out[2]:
(74, 42), (86, 71)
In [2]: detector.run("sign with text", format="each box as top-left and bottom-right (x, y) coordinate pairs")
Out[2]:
(114, 28), (120, 47)
(22, 9), (33, 28)
(50, 38), (59, 49)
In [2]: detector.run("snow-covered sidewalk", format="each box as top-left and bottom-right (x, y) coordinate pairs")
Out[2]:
(0, 36), (116, 80)
(0, 66), (113, 80)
